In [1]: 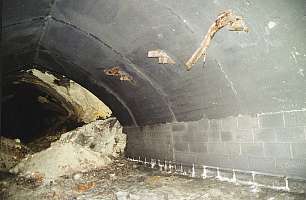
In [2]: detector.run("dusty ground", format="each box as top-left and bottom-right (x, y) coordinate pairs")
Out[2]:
(1, 158), (305, 200)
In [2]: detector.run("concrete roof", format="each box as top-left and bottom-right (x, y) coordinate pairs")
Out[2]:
(3, 0), (306, 126)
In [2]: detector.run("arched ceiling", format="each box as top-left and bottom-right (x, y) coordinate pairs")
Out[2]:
(2, 0), (306, 126)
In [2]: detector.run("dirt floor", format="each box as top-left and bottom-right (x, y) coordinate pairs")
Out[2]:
(1, 158), (305, 200)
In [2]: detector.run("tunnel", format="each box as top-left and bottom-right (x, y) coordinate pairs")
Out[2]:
(1, 0), (306, 199)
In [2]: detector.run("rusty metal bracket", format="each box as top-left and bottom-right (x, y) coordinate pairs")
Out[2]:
(104, 67), (135, 84)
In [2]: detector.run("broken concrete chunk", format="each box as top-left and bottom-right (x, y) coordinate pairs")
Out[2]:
(0, 137), (30, 171)
(59, 118), (126, 157)
(10, 118), (126, 182)
(148, 49), (176, 64)
(11, 142), (112, 182)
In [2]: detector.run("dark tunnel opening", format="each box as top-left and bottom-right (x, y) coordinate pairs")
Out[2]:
(2, 79), (79, 143)
(1, 69), (112, 145)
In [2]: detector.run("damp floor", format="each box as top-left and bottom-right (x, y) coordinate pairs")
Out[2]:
(1, 158), (305, 200)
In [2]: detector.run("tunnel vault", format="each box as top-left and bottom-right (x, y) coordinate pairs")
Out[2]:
(2, 0), (306, 186)
(3, 0), (306, 127)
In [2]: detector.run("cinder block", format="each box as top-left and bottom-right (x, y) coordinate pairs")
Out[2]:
(276, 159), (306, 179)
(160, 123), (172, 131)
(123, 126), (141, 134)
(174, 151), (195, 165)
(126, 145), (143, 158)
(207, 143), (225, 154)
(142, 125), (156, 133)
(195, 153), (220, 167)
(180, 131), (193, 142)
(219, 169), (233, 179)
(230, 155), (249, 170)
(127, 133), (143, 142)
(218, 155), (232, 168)
(210, 119), (222, 131)
(141, 151), (155, 160)
(126, 137), (142, 146)
(208, 130), (221, 142)
(221, 116), (237, 131)
(193, 131), (209, 142)
(143, 139), (153, 148)
(198, 118), (210, 131)
(161, 152), (173, 160)
(221, 131), (234, 141)
(248, 156), (276, 173)
(189, 142), (207, 153)
(254, 174), (286, 187)
(275, 127), (305, 142)
(195, 153), (207, 165)
(238, 115), (259, 129)
(241, 143), (264, 157)
(172, 122), (187, 132)
(235, 171), (253, 182)
(291, 143), (306, 159)
(284, 111), (306, 127)
(224, 143), (240, 156)
(254, 128), (276, 142)
(288, 178), (306, 193)
(194, 165), (205, 178)
(150, 133), (171, 142)
(259, 113), (284, 128)
(174, 142), (189, 152)
(206, 167), (218, 177)
(235, 129), (253, 142)
(187, 121), (199, 134)
(264, 143), (291, 159)
(155, 141), (172, 151)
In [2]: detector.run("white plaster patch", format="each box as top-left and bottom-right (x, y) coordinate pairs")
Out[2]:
(298, 68), (304, 77)
(268, 21), (277, 29)
(291, 52), (298, 64)
(157, 33), (163, 39)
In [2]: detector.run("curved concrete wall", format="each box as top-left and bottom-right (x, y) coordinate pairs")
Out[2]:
(2, 0), (306, 181)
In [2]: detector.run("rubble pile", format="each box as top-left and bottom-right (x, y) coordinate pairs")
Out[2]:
(1, 158), (304, 200)
(9, 118), (126, 182)
(0, 137), (30, 172)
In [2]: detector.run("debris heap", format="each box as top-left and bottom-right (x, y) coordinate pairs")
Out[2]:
(10, 118), (126, 182)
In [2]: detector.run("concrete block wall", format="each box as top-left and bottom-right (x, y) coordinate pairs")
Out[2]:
(125, 109), (306, 191)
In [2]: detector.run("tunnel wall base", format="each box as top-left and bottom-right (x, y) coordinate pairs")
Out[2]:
(125, 109), (306, 192)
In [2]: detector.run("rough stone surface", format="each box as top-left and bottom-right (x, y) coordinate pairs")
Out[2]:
(29, 69), (112, 123)
(0, 137), (30, 172)
(11, 142), (112, 182)
(59, 118), (126, 157)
